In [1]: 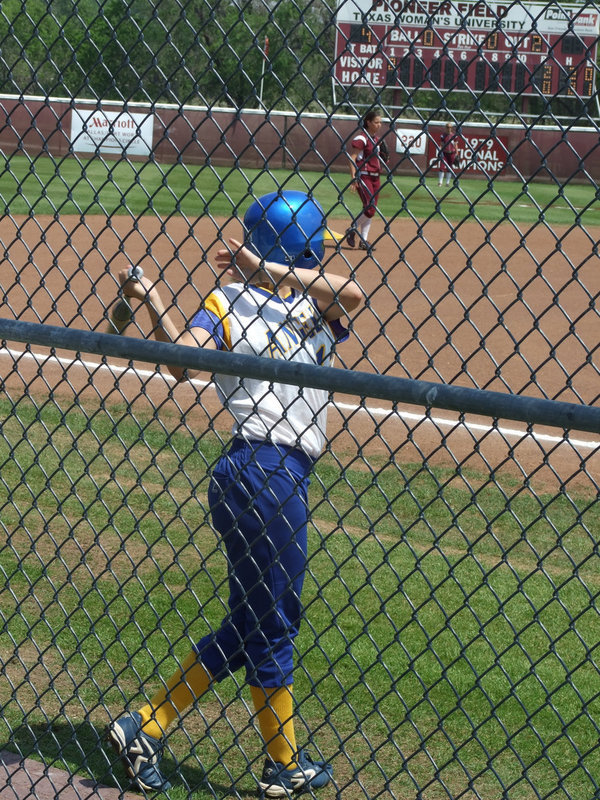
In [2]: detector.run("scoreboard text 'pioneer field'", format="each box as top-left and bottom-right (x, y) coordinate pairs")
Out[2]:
(334, 1), (599, 97)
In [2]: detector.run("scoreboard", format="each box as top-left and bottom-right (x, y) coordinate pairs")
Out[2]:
(334, 1), (599, 97)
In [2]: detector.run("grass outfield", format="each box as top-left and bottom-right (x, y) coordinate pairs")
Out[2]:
(1, 396), (599, 798)
(2, 152), (599, 797)
(1, 153), (599, 227)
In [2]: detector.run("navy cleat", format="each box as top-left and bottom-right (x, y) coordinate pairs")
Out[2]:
(259, 749), (333, 797)
(106, 711), (171, 792)
(345, 228), (356, 248)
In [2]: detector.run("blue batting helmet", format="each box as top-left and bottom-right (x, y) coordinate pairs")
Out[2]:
(243, 190), (325, 270)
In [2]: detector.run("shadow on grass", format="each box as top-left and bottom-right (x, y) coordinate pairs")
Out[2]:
(4, 720), (258, 798)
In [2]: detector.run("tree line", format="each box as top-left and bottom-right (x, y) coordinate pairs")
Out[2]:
(0, 0), (336, 112)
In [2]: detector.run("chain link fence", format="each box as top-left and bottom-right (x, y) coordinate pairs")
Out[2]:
(1, 1), (600, 799)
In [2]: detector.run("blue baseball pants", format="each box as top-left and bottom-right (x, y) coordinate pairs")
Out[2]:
(194, 438), (313, 688)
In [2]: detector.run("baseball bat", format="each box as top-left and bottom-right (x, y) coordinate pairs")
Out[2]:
(107, 266), (144, 335)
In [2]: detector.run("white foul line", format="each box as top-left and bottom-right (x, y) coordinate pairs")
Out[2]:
(3, 346), (600, 451)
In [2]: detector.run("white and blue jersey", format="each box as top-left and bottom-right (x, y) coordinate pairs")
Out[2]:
(190, 282), (348, 459)
(190, 281), (349, 688)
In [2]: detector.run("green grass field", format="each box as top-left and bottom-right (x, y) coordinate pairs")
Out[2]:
(1, 152), (599, 228)
(1, 151), (599, 797)
(1, 396), (599, 799)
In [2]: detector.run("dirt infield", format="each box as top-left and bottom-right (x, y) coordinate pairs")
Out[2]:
(1, 211), (599, 487)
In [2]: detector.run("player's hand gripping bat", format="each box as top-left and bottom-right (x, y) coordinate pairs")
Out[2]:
(107, 266), (144, 334)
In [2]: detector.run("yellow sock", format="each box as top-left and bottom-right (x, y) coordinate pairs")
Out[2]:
(138, 651), (212, 739)
(250, 684), (297, 769)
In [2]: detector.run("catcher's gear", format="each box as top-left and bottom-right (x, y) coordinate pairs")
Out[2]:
(244, 190), (325, 270)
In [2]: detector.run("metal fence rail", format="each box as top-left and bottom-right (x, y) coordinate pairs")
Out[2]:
(1, 1), (600, 799)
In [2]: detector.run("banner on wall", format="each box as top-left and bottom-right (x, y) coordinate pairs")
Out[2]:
(427, 131), (509, 175)
(395, 127), (427, 154)
(70, 108), (154, 155)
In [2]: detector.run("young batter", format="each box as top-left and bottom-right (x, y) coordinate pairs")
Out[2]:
(106, 191), (362, 796)
(346, 108), (384, 252)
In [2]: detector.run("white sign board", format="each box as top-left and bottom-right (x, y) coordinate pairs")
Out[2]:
(70, 108), (154, 155)
(336, 0), (598, 37)
(396, 127), (426, 154)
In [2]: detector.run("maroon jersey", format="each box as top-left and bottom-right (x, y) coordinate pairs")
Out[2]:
(352, 131), (382, 174)
(440, 132), (457, 154)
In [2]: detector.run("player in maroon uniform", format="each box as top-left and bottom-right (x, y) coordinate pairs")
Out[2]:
(345, 109), (385, 252)
(438, 121), (458, 187)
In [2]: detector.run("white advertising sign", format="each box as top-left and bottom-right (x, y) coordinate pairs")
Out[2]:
(396, 127), (426, 154)
(70, 108), (154, 155)
(336, 0), (598, 37)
